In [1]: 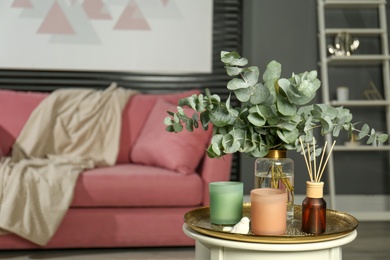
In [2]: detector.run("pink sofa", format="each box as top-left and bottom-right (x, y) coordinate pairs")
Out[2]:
(0, 88), (232, 249)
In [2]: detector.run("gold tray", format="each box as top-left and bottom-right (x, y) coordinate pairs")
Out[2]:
(184, 204), (359, 244)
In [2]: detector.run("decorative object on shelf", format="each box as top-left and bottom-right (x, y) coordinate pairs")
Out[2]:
(250, 188), (287, 236)
(328, 32), (359, 56)
(344, 133), (360, 147)
(209, 181), (243, 225)
(254, 150), (294, 220)
(364, 82), (384, 100)
(336, 86), (349, 101)
(300, 139), (335, 234)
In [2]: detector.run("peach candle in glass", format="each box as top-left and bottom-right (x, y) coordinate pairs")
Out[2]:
(250, 188), (287, 235)
(209, 181), (243, 225)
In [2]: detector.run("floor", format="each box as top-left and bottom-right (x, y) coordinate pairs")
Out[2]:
(0, 221), (388, 260)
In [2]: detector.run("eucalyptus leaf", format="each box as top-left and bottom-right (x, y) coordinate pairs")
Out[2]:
(276, 95), (296, 116)
(209, 107), (232, 127)
(276, 128), (299, 144)
(319, 117), (334, 134)
(225, 66), (242, 76)
(379, 134), (389, 143)
(367, 134), (375, 144)
(333, 116), (347, 137)
(222, 134), (241, 153)
(211, 143), (221, 156)
(263, 60), (281, 82)
(220, 51), (248, 66)
(250, 83), (270, 105)
(164, 117), (174, 126)
(234, 88), (251, 102)
(357, 124), (370, 140)
(240, 134), (257, 153)
(173, 122), (183, 132)
(173, 114), (180, 124)
(251, 146), (269, 157)
(206, 146), (219, 158)
(196, 95), (206, 111)
(165, 125), (174, 132)
(177, 106), (185, 116)
(247, 112), (266, 127)
(185, 119), (194, 132)
(278, 121), (299, 131)
(243, 66), (260, 86)
(227, 78), (250, 90)
(200, 111), (210, 130)
(210, 134), (224, 156)
(211, 94), (221, 103)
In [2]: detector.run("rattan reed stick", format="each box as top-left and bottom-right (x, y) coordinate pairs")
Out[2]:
(317, 141), (336, 182)
(299, 139), (336, 183)
(299, 138), (313, 182)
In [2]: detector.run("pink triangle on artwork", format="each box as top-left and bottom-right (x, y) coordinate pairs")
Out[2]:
(37, 1), (75, 35)
(114, 0), (151, 30)
(161, 0), (169, 6)
(83, 0), (112, 20)
(11, 0), (33, 8)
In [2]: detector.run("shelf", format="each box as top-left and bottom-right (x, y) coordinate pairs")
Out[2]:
(325, 28), (384, 35)
(326, 54), (389, 65)
(333, 145), (390, 151)
(318, 0), (390, 210)
(330, 100), (390, 106)
(324, 0), (386, 8)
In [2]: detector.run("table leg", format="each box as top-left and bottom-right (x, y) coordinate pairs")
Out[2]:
(195, 240), (224, 260)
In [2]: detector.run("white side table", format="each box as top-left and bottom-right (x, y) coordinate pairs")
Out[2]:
(183, 224), (357, 260)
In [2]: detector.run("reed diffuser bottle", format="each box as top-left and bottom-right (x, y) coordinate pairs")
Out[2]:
(301, 181), (326, 234)
(299, 138), (335, 235)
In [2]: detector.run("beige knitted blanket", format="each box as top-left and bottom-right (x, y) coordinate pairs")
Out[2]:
(0, 83), (136, 245)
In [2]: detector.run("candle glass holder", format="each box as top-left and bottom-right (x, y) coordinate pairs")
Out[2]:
(209, 181), (243, 225)
(250, 188), (287, 235)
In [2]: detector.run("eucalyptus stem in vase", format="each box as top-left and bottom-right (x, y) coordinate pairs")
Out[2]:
(266, 162), (294, 203)
(255, 150), (295, 219)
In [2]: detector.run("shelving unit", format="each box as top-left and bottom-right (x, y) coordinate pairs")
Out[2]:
(317, 0), (390, 216)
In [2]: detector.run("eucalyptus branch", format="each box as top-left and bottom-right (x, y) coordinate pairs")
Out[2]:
(165, 51), (389, 158)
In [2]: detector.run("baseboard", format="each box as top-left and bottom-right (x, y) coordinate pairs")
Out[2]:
(244, 194), (390, 221)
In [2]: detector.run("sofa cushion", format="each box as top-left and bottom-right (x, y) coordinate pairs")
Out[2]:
(0, 90), (48, 156)
(116, 90), (200, 164)
(130, 98), (212, 175)
(0, 89), (205, 169)
(71, 164), (203, 207)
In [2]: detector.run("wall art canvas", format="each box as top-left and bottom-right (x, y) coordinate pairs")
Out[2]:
(0, 0), (213, 74)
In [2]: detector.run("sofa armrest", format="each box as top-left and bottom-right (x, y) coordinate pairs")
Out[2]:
(199, 153), (233, 206)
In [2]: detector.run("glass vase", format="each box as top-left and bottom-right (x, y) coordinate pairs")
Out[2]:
(254, 150), (294, 220)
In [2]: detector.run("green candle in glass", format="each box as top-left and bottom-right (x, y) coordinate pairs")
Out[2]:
(209, 181), (243, 225)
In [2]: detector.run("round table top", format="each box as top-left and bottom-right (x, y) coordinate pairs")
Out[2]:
(183, 224), (357, 252)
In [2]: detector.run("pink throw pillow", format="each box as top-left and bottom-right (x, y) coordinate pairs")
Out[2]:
(117, 89), (201, 164)
(130, 98), (212, 175)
